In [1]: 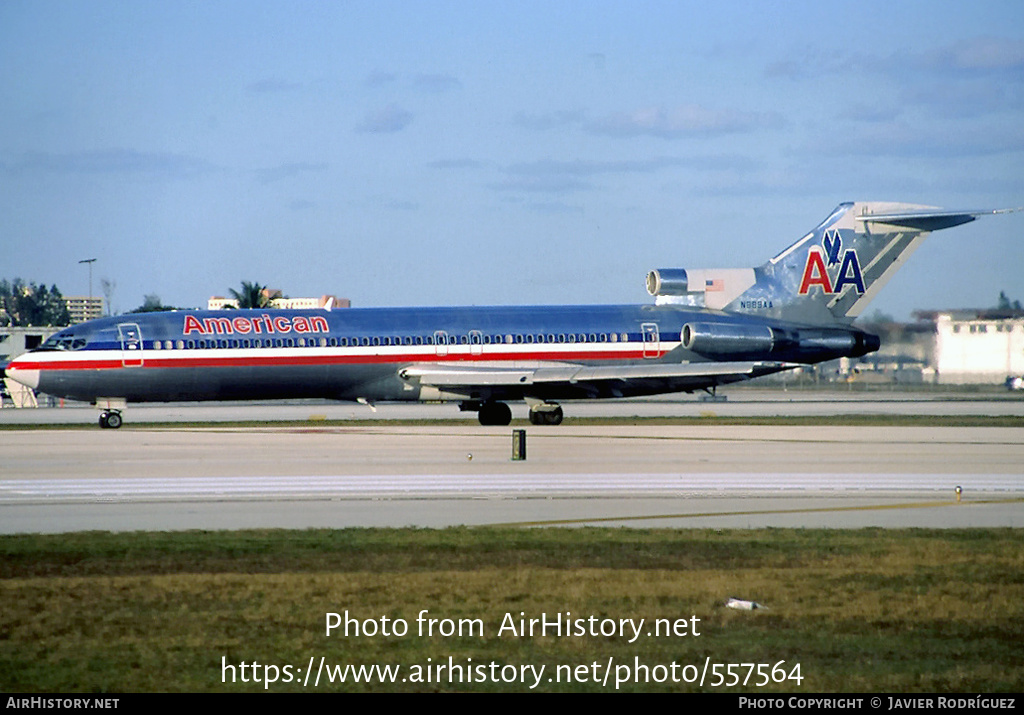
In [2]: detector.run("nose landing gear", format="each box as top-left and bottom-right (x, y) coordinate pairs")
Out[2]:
(99, 411), (123, 429)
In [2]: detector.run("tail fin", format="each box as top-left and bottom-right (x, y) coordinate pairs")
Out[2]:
(647, 202), (1015, 325)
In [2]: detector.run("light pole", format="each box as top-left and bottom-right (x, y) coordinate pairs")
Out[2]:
(78, 258), (96, 299)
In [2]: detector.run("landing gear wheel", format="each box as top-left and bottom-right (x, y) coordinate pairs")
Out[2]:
(478, 401), (512, 426)
(99, 411), (123, 429)
(529, 406), (563, 425)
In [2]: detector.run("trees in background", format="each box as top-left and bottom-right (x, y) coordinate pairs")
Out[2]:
(0, 279), (71, 326)
(126, 295), (186, 313)
(228, 281), (273, 309)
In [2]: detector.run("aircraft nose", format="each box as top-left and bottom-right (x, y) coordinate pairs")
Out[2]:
(4, 355), (40, 390)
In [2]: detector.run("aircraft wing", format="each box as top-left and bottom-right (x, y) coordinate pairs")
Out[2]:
(400, 361), (799, 400)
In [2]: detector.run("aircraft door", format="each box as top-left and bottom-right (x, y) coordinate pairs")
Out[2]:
(118, 323), (144, 367)
(641, 322), (660, 358)
(469, 330), (483, 356)
(434, 330), (449, 357)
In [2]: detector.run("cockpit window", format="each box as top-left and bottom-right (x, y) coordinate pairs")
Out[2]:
(39, 335), (87, 351)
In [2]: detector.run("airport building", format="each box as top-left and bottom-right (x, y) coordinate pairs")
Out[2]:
(207, 292), (350, 310)
(64, 296), (105, 324)
(844, 310), (1024, 385)
(0, 327), (60, 366)
(932, 310), (1024, 384)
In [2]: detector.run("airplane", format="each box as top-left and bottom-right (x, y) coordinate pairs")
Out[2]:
(4, 201), (1015, 428)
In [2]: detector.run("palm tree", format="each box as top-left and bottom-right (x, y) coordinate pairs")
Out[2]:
(228, 281), (270, 309)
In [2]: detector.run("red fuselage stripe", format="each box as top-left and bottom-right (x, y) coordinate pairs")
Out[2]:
(12, 348), (661, 371)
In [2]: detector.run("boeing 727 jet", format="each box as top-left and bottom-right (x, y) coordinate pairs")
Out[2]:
(4, 201), (1013, 427)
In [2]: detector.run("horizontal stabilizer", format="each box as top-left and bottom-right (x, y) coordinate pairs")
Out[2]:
(858, 207), (1019, 232)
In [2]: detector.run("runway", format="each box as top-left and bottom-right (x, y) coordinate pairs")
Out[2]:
(2, 417), (1022, 532)
(4, 388), (1024, 424)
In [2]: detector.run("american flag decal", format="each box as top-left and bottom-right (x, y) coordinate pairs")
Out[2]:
(705, 279), (724, 292)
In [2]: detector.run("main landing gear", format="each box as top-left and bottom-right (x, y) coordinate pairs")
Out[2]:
(477, 401), (512, 426)
(528, 404), (563, 425)
(99, 410), (123, 429)
(466, 400), (564, 426)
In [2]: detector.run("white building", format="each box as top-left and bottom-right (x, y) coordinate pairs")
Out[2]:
(934, 311), (1024, 384)
(64, 296), (105, 323)
(207, 293), (349, 310)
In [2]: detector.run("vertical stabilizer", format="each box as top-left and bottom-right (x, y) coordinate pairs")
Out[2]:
(722, 202), (1004, 324)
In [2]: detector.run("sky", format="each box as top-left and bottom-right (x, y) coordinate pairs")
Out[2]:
(2, 0), (1023, 320)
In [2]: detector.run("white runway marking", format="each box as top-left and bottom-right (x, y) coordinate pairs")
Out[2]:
(1, 472), (1021, 503)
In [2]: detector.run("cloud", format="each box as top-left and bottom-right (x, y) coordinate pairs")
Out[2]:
(488, 175), (592, 194)
(806, 120), (1024, 158)
(926, 36), (1024, 72)
(488, 154), (753, 195)
(3, 149), (215, 178)
(355, 103), (414, 133)
(768, 36), (1024, 81)
(900, 80), (1019, 118)
(412, 74), (462, 92)
(514, 106), (777, 139)
(364, 70), (398, 88)
(505, 157), (705, 177)
(364, 71), (462, 93)
(513, 110), (587, 131)
(256, 162), (330, 184)
(528, 201), (586, 215)
(247, 78), (302, 93)
(586, 105), (776, 138)
(427, 158), (488, 170)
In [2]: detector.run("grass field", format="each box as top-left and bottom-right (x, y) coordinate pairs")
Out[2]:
(2, 528), (1022, 692)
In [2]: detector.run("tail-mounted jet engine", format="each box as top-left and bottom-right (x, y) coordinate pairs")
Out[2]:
(681, 321), (880, 362)
(646, 267), (757, 309)
(681, 322), (775, 356)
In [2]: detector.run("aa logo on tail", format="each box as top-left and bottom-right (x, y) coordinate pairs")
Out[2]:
(798, 229), (865, 296)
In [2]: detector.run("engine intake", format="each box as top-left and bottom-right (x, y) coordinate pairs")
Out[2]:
(646, 269), (690, 296)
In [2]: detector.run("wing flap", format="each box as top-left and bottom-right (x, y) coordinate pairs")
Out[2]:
(401, 361), (799, 394)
